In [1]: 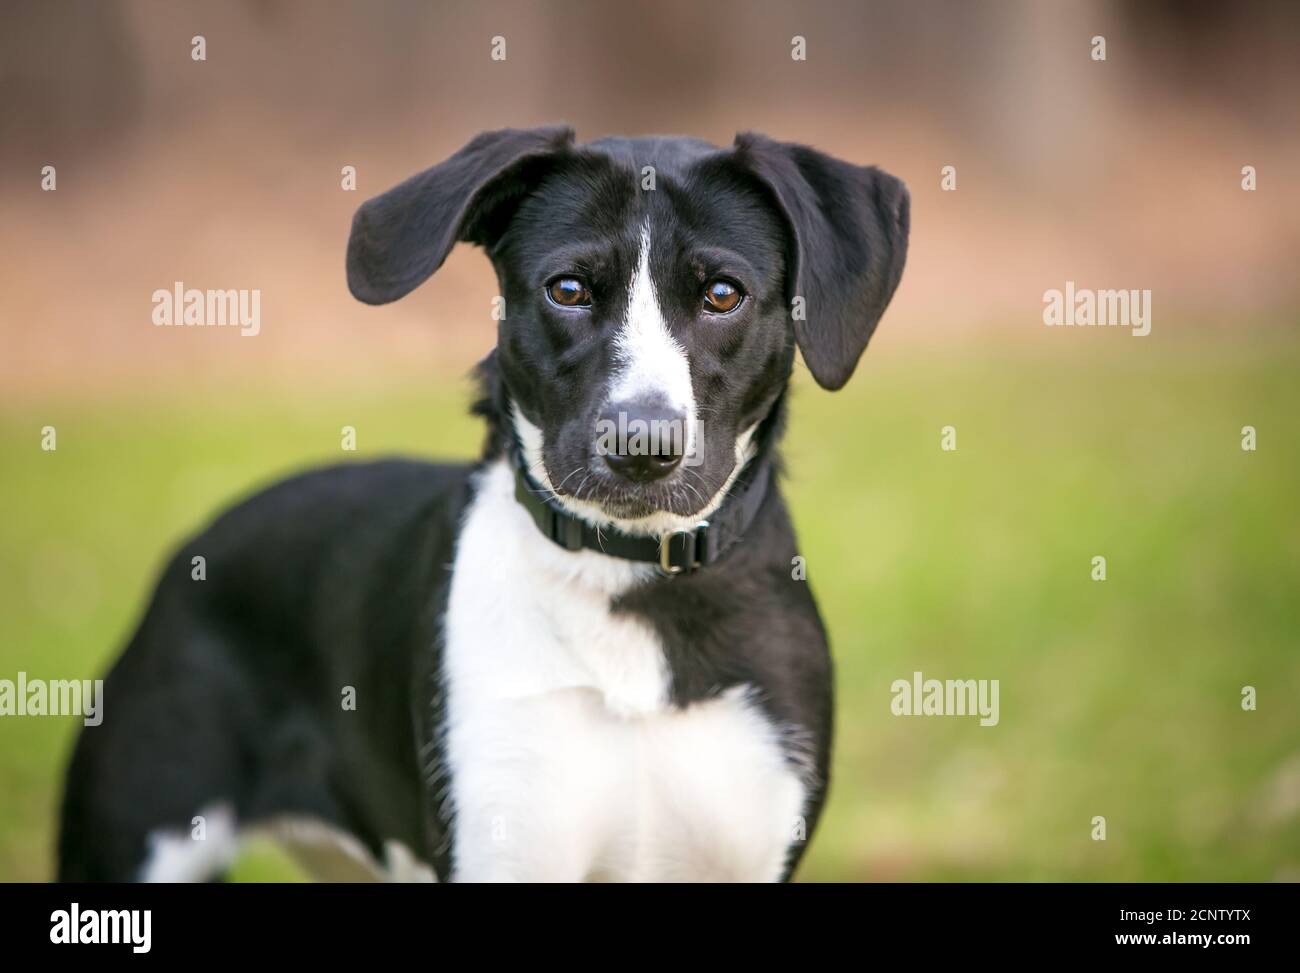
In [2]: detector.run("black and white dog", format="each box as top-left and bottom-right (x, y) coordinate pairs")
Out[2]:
(59, 127), (908, 882)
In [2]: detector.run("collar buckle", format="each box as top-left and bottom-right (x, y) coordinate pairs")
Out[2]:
(658, 522), (709, 577)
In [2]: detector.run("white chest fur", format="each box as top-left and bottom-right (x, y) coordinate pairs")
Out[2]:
(441, 460), (807, 881)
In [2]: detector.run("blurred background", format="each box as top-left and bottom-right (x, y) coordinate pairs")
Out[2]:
(1, 0), (1297, 881)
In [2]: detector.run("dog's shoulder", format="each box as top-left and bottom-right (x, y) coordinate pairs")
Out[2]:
(195, 459), (469, 546)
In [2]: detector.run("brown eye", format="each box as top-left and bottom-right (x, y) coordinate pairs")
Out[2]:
(547, 277), (591, 308)
(703, 279), (742, 314)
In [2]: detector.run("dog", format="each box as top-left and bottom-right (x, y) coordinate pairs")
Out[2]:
(58, 126), (909, 882)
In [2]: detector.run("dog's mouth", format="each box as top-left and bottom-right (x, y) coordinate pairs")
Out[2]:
(548, 463), (716, 523)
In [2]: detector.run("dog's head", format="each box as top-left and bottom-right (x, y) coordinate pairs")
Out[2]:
(347, 126), (909, 534)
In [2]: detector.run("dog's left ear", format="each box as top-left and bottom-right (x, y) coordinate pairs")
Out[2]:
(732, 133), (910, 390)
(347, 125), (575, 305)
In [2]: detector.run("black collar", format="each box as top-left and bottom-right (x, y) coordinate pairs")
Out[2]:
(510, 448), (772, 577)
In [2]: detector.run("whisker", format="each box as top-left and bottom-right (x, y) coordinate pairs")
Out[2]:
(681, 475), (706, 509)
(684, 467), (717, 511)
(552, 466), (583, 494)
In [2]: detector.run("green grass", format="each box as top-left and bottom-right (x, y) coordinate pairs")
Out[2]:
(2, 333), (1297, 882)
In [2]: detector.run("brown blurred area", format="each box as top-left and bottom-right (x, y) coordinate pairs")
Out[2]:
(2, 0), (1299, 400)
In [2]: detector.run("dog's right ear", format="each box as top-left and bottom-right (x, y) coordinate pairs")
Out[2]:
(347, 125), (575, 305)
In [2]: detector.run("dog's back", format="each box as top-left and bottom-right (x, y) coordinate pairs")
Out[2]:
(58, 459), (469, 880)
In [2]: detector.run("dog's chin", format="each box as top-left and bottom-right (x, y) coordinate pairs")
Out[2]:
(591, 493), (669, 521)
(554, 469), (710, 525)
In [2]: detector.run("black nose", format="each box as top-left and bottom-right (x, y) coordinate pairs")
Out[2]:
(597, 403), (687, 483)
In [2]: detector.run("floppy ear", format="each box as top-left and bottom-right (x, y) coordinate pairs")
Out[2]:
(347, 125), (575, 305)
(732, 133), (909, 390)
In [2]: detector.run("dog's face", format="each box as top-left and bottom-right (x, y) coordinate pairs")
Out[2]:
(347, 127), (909, 533)
(490, 142), (795, 525)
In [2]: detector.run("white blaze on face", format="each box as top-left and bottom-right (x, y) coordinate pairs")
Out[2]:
(609, 225), (695, 432)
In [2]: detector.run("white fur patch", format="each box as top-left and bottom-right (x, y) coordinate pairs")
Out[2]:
(442, 459), (806, 882)
(138, 803), (239, 882)
(609, 224), (694, 420)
